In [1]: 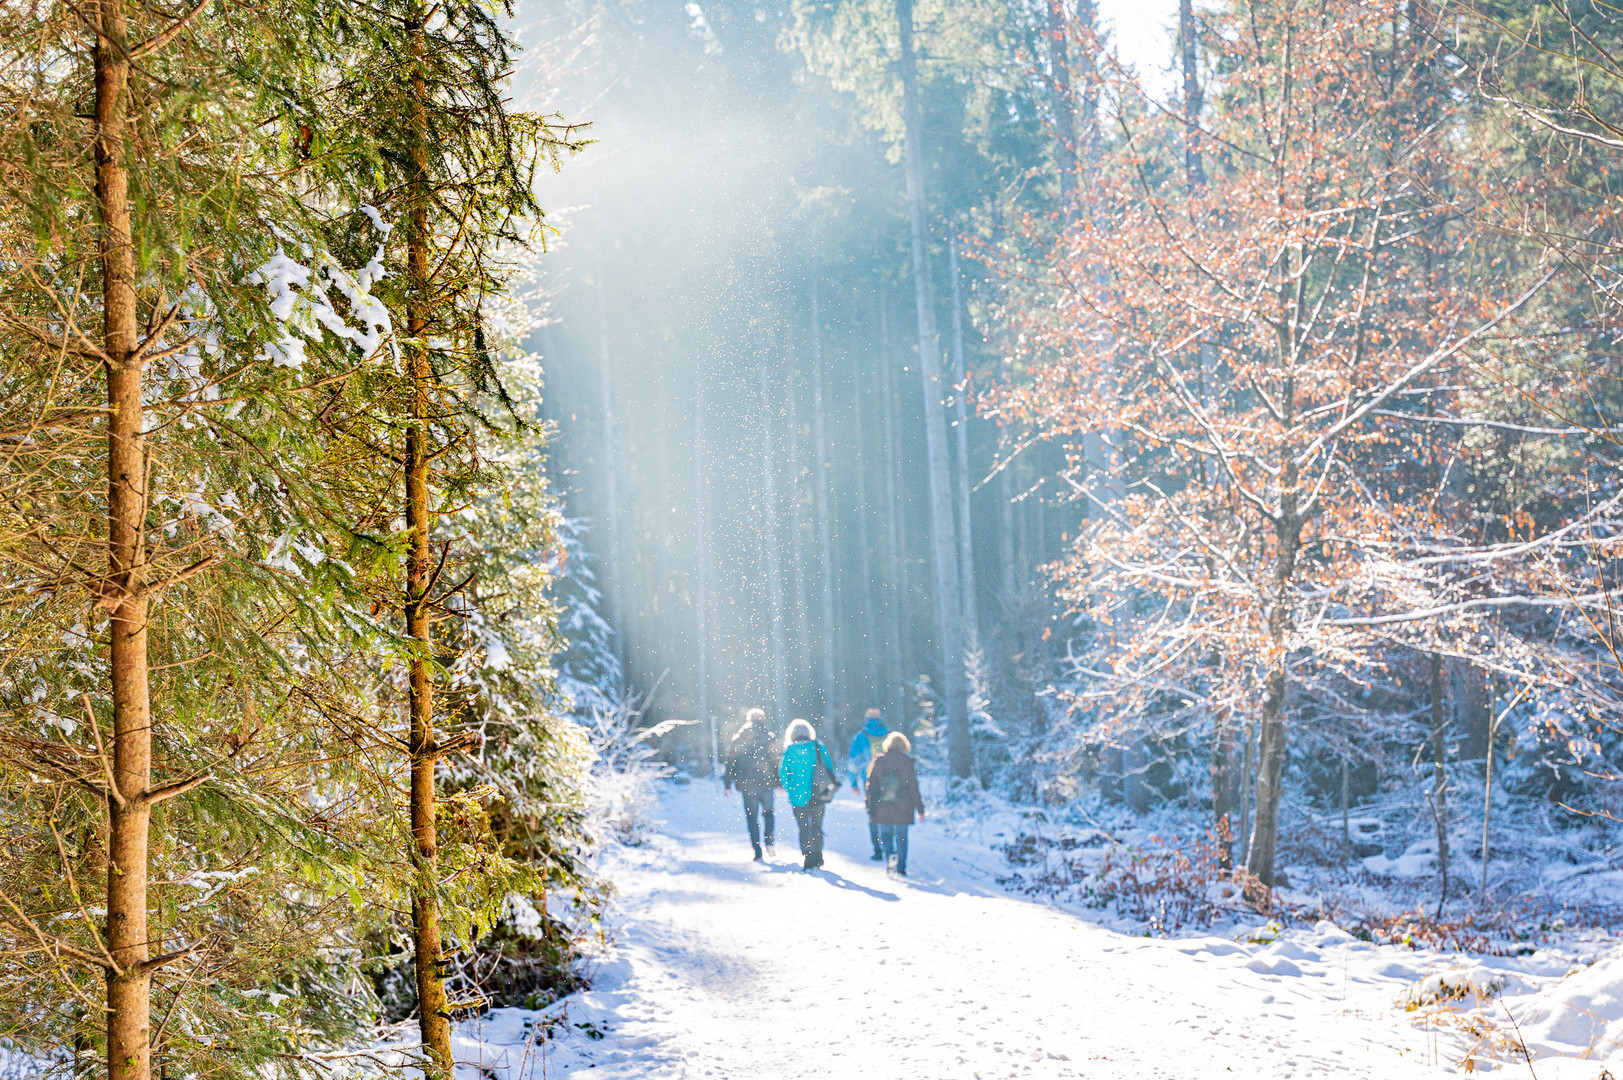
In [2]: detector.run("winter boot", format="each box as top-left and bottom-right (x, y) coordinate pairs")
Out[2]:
(752, 842), (764, 862)
(870, 850), (884, 861)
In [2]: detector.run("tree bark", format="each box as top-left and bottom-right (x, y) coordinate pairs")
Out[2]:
(758, 361), (788, 725)
(1181, 0), (1231, 862)
(1212, 719), (1236, 868)
(695, 380), (712, 771)
(1451, 657), (1491, 763)
(96, 4), (155, 1075)
(786, 342), (810, 675)
(896, 0), (971, 778)
(1340, 756), (1351, 857)
(810, 279), (839, 736)
(1431, 651), (1450, 915)
(877, 289), (909, 733)
(1048, 0), (1077, 207)
(1245, 479), (1302, 889)
(947, 239), (979, 651)
(595, 274), (625, 679)
(851, 353), (881, 706)
(406, 16), (452, 1073)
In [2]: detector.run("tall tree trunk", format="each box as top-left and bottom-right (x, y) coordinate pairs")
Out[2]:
(1180, 0), (1203, 189)
(998, 449), (1016, 601)
(759, 362), (788, 725)
(1481, 674), (1497, 905)
(696, 380), (712, 771)
(878, 288), (909, 733)
(1340, 755), (1351, 856)
(1048, 0), (1077, 207)
(654, 364), (672, 600)
(1451, 657), (1491, 763)
(96, 5), (154, 1075)
(1431, 651), (1450, 916)
(895, 0), (971, 777)
(406, 13), (452, 1072)
(1180, 0), (1231, 864)
(947, 239), (979, 651)
(851, 356), (881, 706)
(595, 275), (626, 679)
(810, 279), (838, 735)
(1237, 719), (1254, 866)
(786, 345), (810, 679)
(1245, 486), (1302, 890)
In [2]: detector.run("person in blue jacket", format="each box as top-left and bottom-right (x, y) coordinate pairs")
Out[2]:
(847, 707), (890, 860)
(779, 719), (839, 870)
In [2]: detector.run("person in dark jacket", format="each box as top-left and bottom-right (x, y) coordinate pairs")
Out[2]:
(778, 719), (839, 870)
(723, 707), (779, 861)
(864, 731), (925, 876)
(847, 707), (890, 861)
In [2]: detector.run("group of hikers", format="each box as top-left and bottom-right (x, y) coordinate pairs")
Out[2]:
(722, 706), (925, 874)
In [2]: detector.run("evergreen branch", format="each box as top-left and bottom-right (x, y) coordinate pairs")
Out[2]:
(83, 694), (127, 809)
(138, 941), (205, 974)
(129, 0), (212, 60)
(142, 773), (211, 806)
(0, 889), (116, 974)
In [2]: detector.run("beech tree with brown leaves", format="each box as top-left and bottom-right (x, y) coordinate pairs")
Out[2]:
(997, 0), (1554, 889)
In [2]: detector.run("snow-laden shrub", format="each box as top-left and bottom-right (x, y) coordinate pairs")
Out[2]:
(582, 694), (694, 846)
(1399, 966), (1506, 1010)
(997, 821), (1228, 932)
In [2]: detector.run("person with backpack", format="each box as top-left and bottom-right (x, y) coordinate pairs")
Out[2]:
(864, 731), (925, 876)
(847, 707), (890, 861)
(778, 719), (839, 870)
(723, 707), (779, 861)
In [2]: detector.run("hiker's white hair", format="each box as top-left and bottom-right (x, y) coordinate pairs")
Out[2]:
(783, 718), (816, 748)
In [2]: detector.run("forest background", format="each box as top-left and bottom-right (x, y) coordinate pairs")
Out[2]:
(5, 0), (1623, 1078)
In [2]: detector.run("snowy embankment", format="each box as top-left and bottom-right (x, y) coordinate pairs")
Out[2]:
(447, 781), (1621, 1079)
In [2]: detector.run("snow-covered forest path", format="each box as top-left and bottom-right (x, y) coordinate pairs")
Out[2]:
(496, 783), (1460, 1079)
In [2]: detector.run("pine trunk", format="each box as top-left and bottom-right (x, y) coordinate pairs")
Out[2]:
(594, 276), (626, 677)
(759, 362), (788, 724)
(1048, 0), (1077, 206)
(695, 382), (712, 770)
(1182, 0), (1230, 860)
(878, 292), (910, 733)
(786, 349), (810, 674)
(896, 0), (971, 777)
(947, 239), (979, 651)
(810, 280), (838, 735)
(407, 19), (452, 1073)
(96, 4), (155, 1075)
(851, 360), (881, 704)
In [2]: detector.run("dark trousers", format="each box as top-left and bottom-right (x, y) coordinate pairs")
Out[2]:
(869, 821), (882, 855)
(741, 789), (774, 851)
(877, 823), (910, 873)
(792, 801), (826, 867)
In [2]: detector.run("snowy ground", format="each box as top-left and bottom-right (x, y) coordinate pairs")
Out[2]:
(450, 781), (1623, 1079)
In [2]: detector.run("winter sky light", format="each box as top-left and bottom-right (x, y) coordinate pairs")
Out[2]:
(1099, 0), (1181, 100)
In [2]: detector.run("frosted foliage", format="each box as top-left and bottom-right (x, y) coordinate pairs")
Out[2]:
(247, 215), (395, 369)
(582, 699), (687, 847)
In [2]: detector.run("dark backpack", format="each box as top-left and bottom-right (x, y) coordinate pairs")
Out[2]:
(811, 744), (839, 804)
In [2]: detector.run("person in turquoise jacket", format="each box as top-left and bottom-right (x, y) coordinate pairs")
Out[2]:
(779, 719), (838, 870)
(847, 708), (889, 860)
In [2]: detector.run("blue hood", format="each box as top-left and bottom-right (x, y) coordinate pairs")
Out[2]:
(860, 717), (887, 738)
